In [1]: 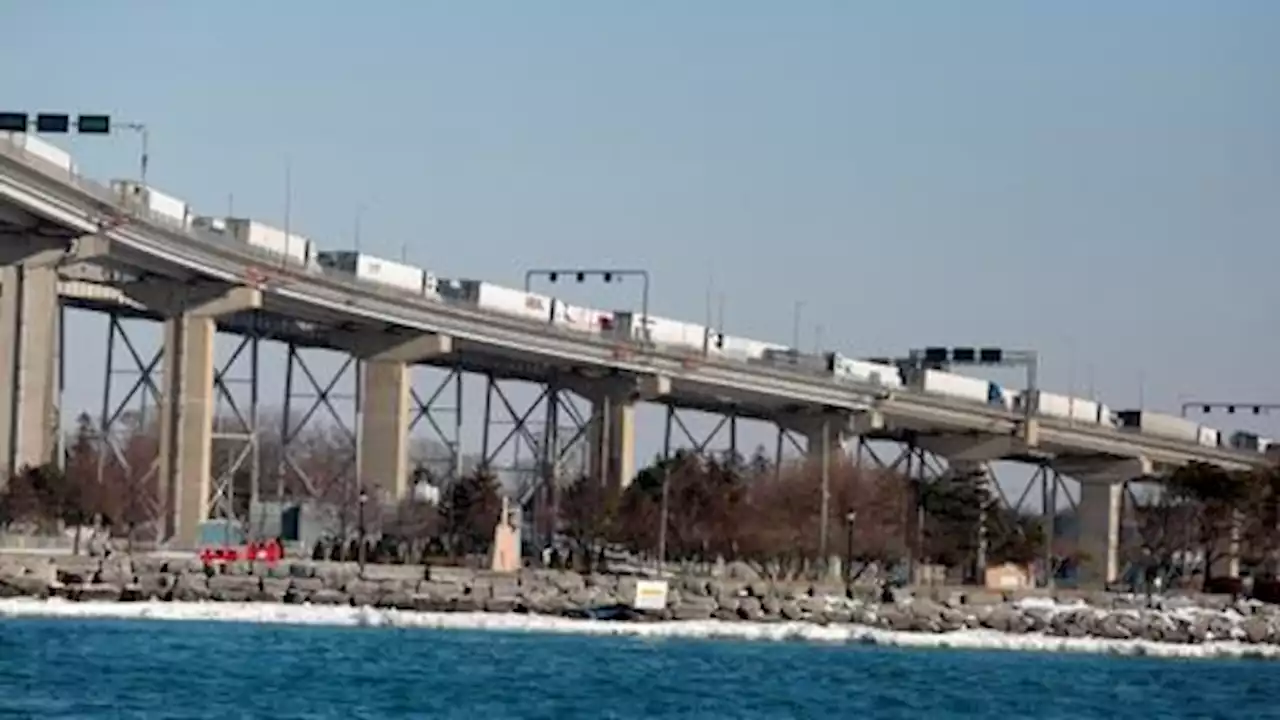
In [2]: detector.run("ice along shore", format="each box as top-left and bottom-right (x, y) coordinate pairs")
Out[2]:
(2, 554), (1279, 657)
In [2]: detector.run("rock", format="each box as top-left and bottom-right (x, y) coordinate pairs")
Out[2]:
(135, 573), (170, 599)
(289, 577), (325, 595)
(344, 580), (382, 607)
(0, 575), (50, 599)
(57, 569), (93, 585)
(726, 561), (761, 581)
(73, 584), (123, 602)
(761, 596), (782, 618)
(258, 579), (290, 602)
(376, 592), (417, 611)
(309, 590), (349, 606)
(484, 596), (519, 613)
(963, 591), (1004, 607)
(1240, 617), (1271, 644)
(169, 574), (211, 602)
(208, 575), (259, 602)
(673, 604), (714, 620)
(737, 597), (764, 621)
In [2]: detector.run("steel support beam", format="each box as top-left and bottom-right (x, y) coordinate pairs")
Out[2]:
(209, 330), (262, 536)
(94, 314), (163, 543)
(277, 348), (360, 507)
(478, 375), (592, 546)
(407, 367), (465, 485)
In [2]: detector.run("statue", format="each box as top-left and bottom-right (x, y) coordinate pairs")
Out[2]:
(490, 496), (522, 572)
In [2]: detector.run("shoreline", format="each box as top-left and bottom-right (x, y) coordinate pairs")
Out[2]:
(2, 554), (1279, 657)
(3, 597), (1279, 661)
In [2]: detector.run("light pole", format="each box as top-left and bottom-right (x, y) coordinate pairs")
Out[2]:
(657, 408), (674, 574)
(845, 510), (857, 582)
(792, 300), (805, 351)
(818, 415), (831, 565)
(118, 122), (150, 185)
(357, 490), (369, 575)
(524, 268), (651, 338)
(657, 461), (670, 574)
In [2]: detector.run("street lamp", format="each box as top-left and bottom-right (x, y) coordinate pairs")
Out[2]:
(357, 490), (369, 575)
(118, 122), (150, 185)
(524, 268), (651, 341)
(844, 507), (855, 579)
(792, 300), (805, 351)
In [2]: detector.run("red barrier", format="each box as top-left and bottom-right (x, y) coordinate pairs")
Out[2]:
(199, 540), (283, 566)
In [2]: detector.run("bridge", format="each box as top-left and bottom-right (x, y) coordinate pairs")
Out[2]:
(0, 138), (1268, 588)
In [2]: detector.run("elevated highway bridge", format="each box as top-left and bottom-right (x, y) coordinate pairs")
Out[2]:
(0, 140), (1267, 587)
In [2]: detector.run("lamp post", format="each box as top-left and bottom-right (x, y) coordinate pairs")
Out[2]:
(118, 122), (150, 185)
(844, 510), (857, 583)
(357, 490), (369, 575)
(524, 268), (651, 340)
(791, 300), (805, 351)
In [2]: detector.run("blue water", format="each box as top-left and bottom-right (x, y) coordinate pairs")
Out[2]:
(0, 619), (1274, 719)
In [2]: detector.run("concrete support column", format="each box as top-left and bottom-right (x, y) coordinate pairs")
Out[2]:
(579, 374), (668, 491)
(1055, 456), (1149, 590)
(0, 262), (59, 485)
(1210, 510), (1242, 580)
(129, 282), (262, 548)
(360, 360), (411, 503)
(1077, 482), (1123, 588)
(158, 314), (216, 545)
(588, 394), (636, 490)
(337, 331), (452, 505)
(802, 419), (845, 462)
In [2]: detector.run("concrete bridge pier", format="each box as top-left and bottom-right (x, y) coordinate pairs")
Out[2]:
(0, 236), (66, 487)
(1055, 456), (1152, 589)
(124, 281), (263, 547)
(583, 374), (670, 490)
(333, 331), (453, 503)
(915, 433), (1033, 582)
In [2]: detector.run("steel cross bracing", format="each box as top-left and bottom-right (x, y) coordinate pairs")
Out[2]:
(209, 329), (261, 532)
(1007, 465), (1079, 586)
(662, 406), (742, 466)
(855, 442), (1055, 585)
(480, 377), (591, 491)
(276, 346), (359, 508)
(407, 367), (464, 484)
(94, 313), (162, 538)
(1111, 479), (1213, 589)
(0, 146), (1270, 474)
(477, 376), (590, 542)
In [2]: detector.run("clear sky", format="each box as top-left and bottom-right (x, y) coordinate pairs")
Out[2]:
(4, 1), (1279, 499)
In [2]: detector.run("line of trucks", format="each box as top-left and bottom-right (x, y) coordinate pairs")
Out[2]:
(5, 133), (1272, 458)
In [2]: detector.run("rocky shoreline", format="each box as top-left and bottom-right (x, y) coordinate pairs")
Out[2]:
(3, 554), (1280, 648)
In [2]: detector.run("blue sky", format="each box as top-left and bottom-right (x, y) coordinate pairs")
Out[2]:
(5, 1), (1279, 495)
